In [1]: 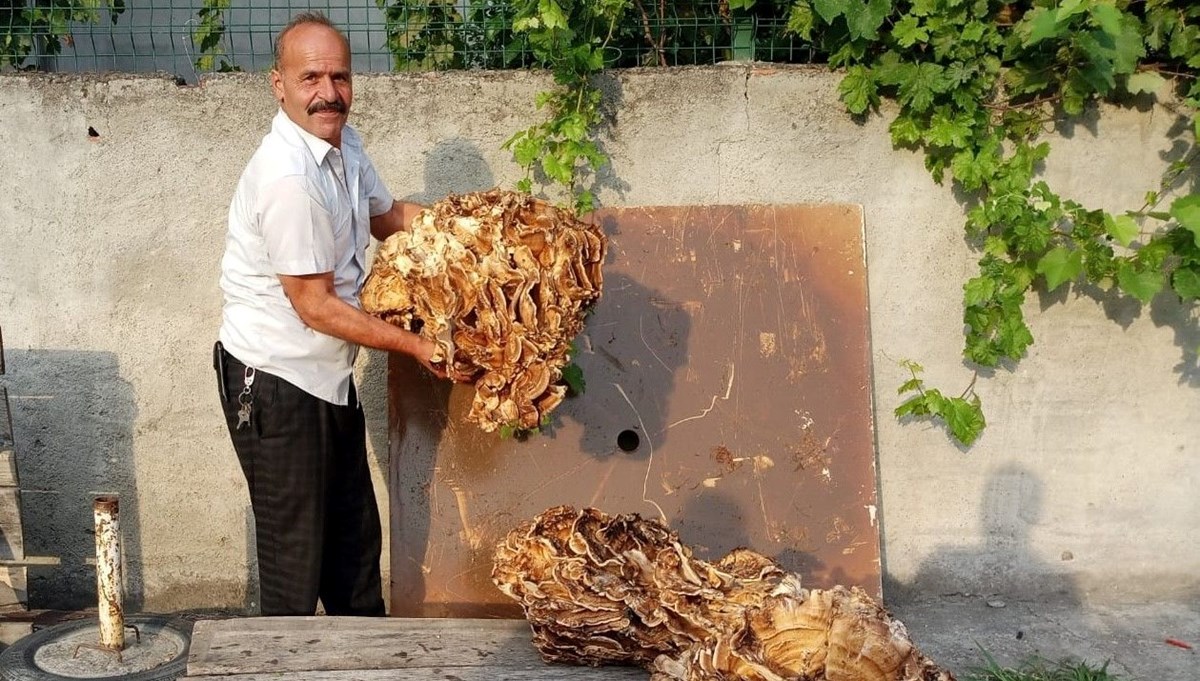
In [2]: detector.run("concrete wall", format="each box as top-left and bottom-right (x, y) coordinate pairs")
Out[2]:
(0, 66), (1196, 612)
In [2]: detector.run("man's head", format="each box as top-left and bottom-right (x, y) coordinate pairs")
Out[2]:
(271, 12), (352, 148)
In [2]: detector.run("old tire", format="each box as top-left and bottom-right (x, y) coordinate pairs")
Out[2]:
(0, 615), (191, 681)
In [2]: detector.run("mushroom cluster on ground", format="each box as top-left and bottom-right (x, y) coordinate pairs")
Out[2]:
(493, 506), (955, 681)
(361, 189), (606, 432)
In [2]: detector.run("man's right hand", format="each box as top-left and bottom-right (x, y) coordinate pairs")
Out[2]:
(279, 272), (465, 383)
(413, 337), (450, 380)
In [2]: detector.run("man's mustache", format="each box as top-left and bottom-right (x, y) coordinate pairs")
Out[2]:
(307, 99), (347, 115)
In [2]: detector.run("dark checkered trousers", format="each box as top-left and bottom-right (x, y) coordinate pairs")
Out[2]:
(215, 343), (385, 616)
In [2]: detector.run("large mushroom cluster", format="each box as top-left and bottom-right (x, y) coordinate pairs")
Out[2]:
(493, 506), (955, 681)
(361, 189), (606, 432)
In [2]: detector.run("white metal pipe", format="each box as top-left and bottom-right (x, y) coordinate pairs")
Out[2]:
(94, 496), (124, 650)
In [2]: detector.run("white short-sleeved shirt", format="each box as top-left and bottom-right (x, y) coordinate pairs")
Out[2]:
(218, 109), (394, 405)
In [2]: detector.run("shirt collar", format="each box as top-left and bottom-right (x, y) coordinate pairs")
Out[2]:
(272, 109), (338, 164)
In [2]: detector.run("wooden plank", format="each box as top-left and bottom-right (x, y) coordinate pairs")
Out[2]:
(0, 451), (17, 489)
(185, 667), (648, 680)
(188, 617), (624, 676)
(0, 565), (25, 613)
(0, 556), (58, 566)
(0, 488), (23, 561)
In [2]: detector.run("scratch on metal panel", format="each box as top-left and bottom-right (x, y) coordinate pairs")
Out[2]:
(613, 382), (667, 523)
(665, 363), (736, 430)
(640, 316), (671, 372)
(447, 482), (483, 550)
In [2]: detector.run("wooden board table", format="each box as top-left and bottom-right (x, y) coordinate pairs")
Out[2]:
(184, 617), (647, 680)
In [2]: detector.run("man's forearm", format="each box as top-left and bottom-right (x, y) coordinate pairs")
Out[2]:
(299, 293), (425, 356)
(371, 200), (427, 241)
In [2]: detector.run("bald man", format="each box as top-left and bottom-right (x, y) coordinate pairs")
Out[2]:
(214, 12), (446, 616)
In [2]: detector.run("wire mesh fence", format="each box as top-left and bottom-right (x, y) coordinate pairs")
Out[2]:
(0, 1), (817, 82)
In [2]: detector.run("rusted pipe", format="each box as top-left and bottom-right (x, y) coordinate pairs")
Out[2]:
(94, 495), (124, 650)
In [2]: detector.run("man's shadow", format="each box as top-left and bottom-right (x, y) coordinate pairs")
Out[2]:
(886, 464), (1082, 605)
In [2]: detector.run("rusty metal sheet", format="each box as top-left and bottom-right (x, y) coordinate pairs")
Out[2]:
(388, 204), (879, 618)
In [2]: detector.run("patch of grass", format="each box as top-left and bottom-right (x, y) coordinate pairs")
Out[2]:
(968, 651), (1119, 681)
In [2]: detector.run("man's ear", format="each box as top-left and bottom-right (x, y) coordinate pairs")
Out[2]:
(270, 68), (283, 102)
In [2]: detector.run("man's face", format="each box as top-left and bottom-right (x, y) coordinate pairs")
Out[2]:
(271, 23), (352, 147)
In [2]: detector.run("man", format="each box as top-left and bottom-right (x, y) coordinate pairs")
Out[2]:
(214, 12), (447, 616)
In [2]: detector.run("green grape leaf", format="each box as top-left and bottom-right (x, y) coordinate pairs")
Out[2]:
(1104, 214), (1139, 247)
(786, 0), (815, 39)
(1037, 246), (1084, 291)
(963, 275), (997, 306)
(1056, 0), (1087, 23)
(1170, 195), (1200, 246)
(560, 114), (587, 142)
(812, 0), (848, 24)
(1023, 7), (1061, 47)
(960, 21), (985, 43)
(892, 15), (928, 48)
(839, 65), (877, 114)
(1089, 3), (1122, 37)
(542, 151), (572, 184)
(1116, 262), (1164, 303)
(574, 190), (595, 215)
(897, 62), (948, 113)
(511, 134), (541, 167)
(561, 363), (586, 396)
(943, 61), (975, 89)
(1126, 71), (1166, 95)
(894, 393), (932, 418)
(1173, 267), (1200, 300)
(890, 114), (922, 145)
(1112, 20), (1146, 75)
(926, 111), (972, 148)
(950, 147), (996, 190)
(538, 0), (569, 30)
(843, 0), (890, 41)
(942, 395), (985, 446)
(997, 312), (1034, 360)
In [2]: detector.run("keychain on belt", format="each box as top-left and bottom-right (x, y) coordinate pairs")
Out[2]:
(236, 366), (256, 430)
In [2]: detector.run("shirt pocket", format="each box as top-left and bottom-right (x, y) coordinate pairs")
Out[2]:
(353, 196), (371, 274)
(330, 195), (355, 290)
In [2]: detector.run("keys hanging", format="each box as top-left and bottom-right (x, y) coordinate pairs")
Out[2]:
(236, 366), (256, 430)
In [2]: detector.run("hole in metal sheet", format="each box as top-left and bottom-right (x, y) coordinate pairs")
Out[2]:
(617, 429), (640, 452)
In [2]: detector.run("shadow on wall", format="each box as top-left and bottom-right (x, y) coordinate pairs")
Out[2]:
(405, 137), (498, 206)
(4, 349), (145, 610)
(885, 464), (1082, 606)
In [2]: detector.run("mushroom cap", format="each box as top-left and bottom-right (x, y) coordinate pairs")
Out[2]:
(361, 189), (606, 432)
(494, 506), (955, 681)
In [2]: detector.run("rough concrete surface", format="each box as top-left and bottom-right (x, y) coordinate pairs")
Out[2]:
(892, 595), (1199, 681)
(0, 66), (1197, 676)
